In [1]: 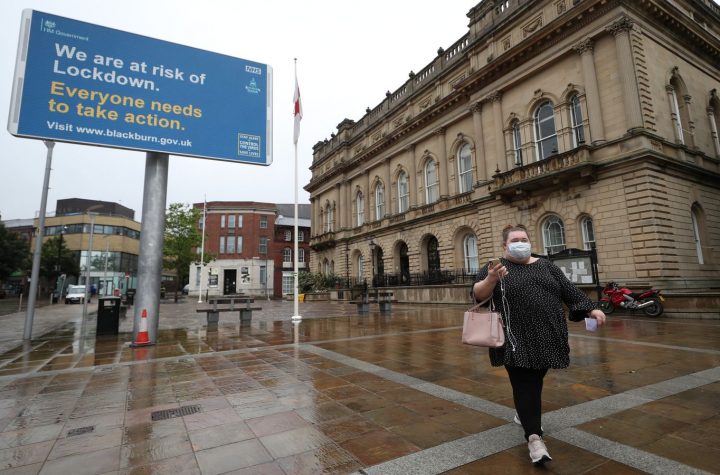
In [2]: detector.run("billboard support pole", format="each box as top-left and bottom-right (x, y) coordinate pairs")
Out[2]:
(132, 152), (168, 346)
(24, 140), (54, 340)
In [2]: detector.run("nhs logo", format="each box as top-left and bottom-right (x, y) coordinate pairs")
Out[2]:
(245, 65), (262, 75)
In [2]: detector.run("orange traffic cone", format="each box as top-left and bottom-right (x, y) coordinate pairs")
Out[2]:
(133, 308), (151, 346)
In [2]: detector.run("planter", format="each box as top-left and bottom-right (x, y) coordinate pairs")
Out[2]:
(303, 291), (330, 301)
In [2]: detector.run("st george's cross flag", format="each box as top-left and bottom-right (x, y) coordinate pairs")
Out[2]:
(293, 74), (302, 145)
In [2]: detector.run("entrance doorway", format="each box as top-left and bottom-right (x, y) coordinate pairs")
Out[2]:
(223, 269), (237, 295)
(399, 242), (410, 284)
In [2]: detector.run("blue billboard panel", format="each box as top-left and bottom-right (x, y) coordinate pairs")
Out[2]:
(8, 10), (272, 165)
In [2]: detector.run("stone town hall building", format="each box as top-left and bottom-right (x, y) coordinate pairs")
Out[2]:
(305, 0), (720, 317)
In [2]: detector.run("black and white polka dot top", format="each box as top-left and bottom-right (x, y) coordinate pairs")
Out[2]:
(473, 257), (596, 369)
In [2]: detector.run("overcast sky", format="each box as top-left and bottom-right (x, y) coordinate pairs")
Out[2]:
(0, 0), (479, 221)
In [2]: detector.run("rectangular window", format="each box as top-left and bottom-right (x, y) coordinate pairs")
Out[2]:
(227, 236), (236, 254)
(237, 236), (243, 254)
(299, 248), (305, 262)
(237, 215), (243, 228)
(195, 266), (201, 286)
(220, 215), (226, 228)
(260, 216), (268, 229)
(285, 230), (292, 241)
(228, 215), (236, 228)
(282, 273), (294, 295)
(259, 266), (267, 285)
(298, 230), (304, 242)
(219, 236), (225, 254)
(259, 237), (268, 254)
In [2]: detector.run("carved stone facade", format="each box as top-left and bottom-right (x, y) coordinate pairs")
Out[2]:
(305, 0), (720, 315)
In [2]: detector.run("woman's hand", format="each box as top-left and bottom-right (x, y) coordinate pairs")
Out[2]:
(588, 308), (606, 326)
(488, 262), (508, 280)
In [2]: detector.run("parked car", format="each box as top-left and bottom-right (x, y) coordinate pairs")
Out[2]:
(65, 285), (88, 304)
(182, 284), (190, 295)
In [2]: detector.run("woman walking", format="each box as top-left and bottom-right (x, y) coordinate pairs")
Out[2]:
(471, 224), (606, 465)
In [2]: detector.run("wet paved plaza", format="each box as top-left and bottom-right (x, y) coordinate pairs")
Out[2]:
(0, 299), (718, 474)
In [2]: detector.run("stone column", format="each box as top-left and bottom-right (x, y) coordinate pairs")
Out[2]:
(490, 92), (505, 173)
(407, 144), (417, 208)
(385, 159), (392, 217)
(365, 169), (371, 221)
(335, 182), (344, 230)
(309, 197), (316, 236)
(606, 17), (643, 131)
(470, 101), (487, 181)
(435, 127), (448, 197)
(573, 38), (605, 144)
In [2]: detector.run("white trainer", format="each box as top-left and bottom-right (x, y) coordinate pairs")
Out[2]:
(528, 434), (552, 465)
(513, 413), (543, 431)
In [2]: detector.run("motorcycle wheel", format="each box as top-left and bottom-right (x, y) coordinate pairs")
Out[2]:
(643, 299), (664, 317)
(598, 301), (614, 314)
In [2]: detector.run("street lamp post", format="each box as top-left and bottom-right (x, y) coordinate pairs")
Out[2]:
(55, 225), (67, 302)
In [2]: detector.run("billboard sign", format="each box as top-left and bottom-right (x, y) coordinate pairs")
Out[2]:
(8, 10), (272, 165)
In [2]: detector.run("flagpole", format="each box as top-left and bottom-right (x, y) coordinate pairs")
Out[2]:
(292, 58), (302, 322)
(197, 195), (206, 303)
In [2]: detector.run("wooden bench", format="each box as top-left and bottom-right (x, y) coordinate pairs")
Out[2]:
(197, 297), (262, 324)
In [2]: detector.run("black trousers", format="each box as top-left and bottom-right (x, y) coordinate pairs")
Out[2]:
(505, 365), (548, 440)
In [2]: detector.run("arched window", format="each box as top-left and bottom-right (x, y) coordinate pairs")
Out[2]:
(691, 204), (705, 265)
(512, 120), (523, 166)
(668, 83), (684, 144)
(580, 216), (595, 250)
(668, 71), (693, 146)
(322, 258), (330, 274)
(425, 160), (439, 204)
(375, 182), (385, 220)
(325, 204), (334, 232)
(356, 191), (364, 226)
(570, 94), (585, 147)
(283, 247), (292, 263)
(457, 143), (473, 193)
(298, 248), (305, 263)
(463, 234), (479, 272)
(542, 215), (566, 254)
(534, 101), (558, 161)
(357, 254), (365, 280)
(398, 171), (409, 213)
(708, 91), (720, 157)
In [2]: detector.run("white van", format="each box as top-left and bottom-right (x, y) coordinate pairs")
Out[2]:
(65, 285), (88, 304)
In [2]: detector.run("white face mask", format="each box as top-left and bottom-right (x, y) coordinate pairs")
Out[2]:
(507, 241), (531, 260)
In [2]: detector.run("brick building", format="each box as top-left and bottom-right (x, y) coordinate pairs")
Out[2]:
(306, 0), (720, 317)
(189, 202), (310, 298)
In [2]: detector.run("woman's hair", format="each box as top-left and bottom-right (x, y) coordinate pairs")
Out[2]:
(502, 224), (528, 243)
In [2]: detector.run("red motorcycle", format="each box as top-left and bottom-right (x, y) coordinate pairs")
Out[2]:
(599, 282), (664, 317)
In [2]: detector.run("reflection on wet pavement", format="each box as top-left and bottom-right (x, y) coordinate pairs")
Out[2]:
(0, 299), (717, 474)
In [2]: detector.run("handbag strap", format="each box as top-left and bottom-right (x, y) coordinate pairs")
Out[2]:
(470, 295), (496, 312)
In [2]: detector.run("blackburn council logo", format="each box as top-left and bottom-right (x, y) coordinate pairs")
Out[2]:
(245, 78), (261, 94)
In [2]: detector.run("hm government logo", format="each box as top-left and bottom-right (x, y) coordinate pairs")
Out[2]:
(245, 78), (261, 95)
(41, 19), (56, 33)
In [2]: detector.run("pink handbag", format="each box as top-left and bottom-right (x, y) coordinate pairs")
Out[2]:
(462, 296), (505, 348)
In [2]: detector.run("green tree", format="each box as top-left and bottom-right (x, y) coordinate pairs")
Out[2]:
(40, 236), (80, 286)
(0, 223), (29, 282)
(163, 203), (213, 301)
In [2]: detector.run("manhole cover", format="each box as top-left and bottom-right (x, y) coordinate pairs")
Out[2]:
(67, 426), (94, 437)
(150, 405), (201, 421)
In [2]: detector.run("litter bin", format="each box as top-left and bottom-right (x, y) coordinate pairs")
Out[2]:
(125, 289), (136, 305)
(97, 296), (121, 335)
